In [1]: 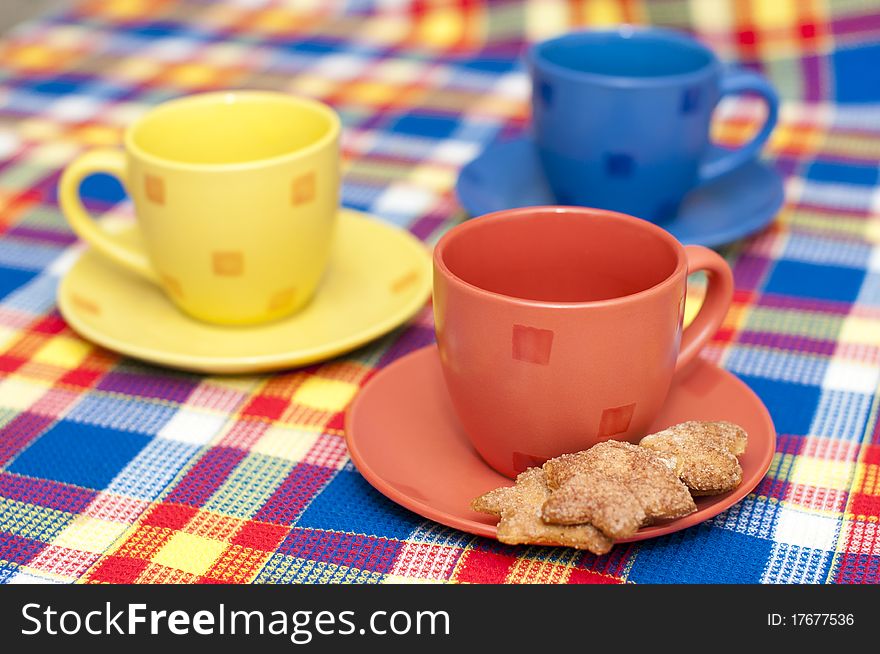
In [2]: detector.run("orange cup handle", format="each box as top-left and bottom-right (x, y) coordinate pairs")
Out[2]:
(675, 245), (734, 373)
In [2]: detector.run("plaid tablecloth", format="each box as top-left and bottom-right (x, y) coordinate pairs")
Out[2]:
(0, 0), (879, 585)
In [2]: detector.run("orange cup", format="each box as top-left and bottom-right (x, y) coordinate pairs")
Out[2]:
(433, 206), (733, 478)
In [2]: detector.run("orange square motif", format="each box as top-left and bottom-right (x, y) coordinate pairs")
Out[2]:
(212, 251), (244, 276)
(598, 403), (637, 437)
(160, 274), (183, 298)
(268, 287), (296, 311)
(291, 172), (315, 206)
(145, 175), (165, 205)
(511, 324), (554, 365)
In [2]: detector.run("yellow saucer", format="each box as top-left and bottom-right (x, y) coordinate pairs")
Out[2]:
(57, 209), (432, 374)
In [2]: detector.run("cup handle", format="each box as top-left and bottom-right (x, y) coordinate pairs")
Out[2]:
(58, 149), (159, 284)
(675, 245), (734, 373)
(698, 67), (779, 184)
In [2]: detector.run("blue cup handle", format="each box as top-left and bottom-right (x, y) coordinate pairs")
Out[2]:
(699, 67), (779, 184)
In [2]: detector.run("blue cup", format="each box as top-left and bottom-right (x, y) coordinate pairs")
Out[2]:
(528, 27), (779, 223)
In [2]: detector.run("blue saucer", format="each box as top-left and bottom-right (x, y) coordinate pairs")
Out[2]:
(455, 136), (785, 248)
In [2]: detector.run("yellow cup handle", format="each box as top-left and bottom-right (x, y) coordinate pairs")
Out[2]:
(59, 149), (159, 284)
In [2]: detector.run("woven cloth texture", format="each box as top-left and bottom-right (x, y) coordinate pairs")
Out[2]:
(0, 0), (879, 584)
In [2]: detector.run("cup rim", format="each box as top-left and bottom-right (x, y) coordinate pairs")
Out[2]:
(528, 26), (720, 89)
(124, 90), (341, 171)
(434, 206), (688, 309)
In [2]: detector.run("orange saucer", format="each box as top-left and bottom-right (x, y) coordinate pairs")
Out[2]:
(345, 345), (775, 544)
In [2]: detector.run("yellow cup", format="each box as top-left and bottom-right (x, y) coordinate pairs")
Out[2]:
(59, 91), (340, 325)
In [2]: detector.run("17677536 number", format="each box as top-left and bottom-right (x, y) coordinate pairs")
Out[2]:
(767, 614), (855, 627)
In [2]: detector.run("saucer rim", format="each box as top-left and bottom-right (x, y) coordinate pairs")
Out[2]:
(57, 208), (432, 374)
(455, 135), (785, 248)
(345, 344), (777, 544)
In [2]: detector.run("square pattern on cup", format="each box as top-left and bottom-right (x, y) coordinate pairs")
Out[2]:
(144, 174), (165, 205)
(211, 251), (244, 276)
(291, 171), (315, 205)
(511, 324), (554, 365)
(2, 0), (880, 586)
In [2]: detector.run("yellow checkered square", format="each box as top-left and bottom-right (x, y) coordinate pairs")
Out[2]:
(165, 63), (222, 87)
(112, 57), (162, 82)
(418, 8), (465, 47)
(3, 44), (70, 71)
(347, 81), (401, 105)
(409, 164), (457, 192)
(473, 94), (524, 119)
(95, 0), (160, 20)
(293, 377), (358, 412)
(713, 120), (759, 148)
(19, 118), (59, 141)
(0, 325), (18, 352)
(582, 0), (632, 25)
(288, 74), (337, 97)
(201, 43), (251, 66)
(868, 219), (880, 245)
(32, 335), (92, 368)
(691, 0), (733, 33)
(357, 17), (410, 45)
(71, 124), (121, 147)
(770, 123), (823, 156)
(684, 287), (706, 328)
(250, 8), (301, 33)
(525, 0), (567, 40)
(53, 516), (128, 554)
(721, 300), (750, 332)
(251, 425), (320, 461)
(152, 532), (227, 576)
(753, 0), (801, 29)
(0, 376), (50, 410)
(30, 142), (80, 166)
(839, 317), (880, 347)
(790, 457), (855, 492)
(372, 59), (424, 83)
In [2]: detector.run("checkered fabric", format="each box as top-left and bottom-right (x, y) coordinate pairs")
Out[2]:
(0, 0), (879, 585)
